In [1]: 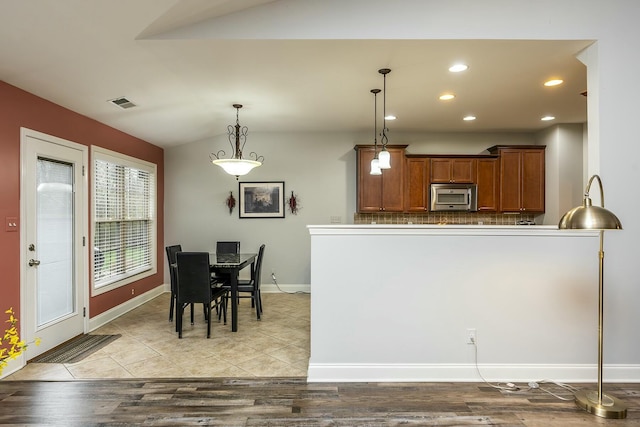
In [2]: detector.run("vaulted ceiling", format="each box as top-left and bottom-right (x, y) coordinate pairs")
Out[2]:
(0, 0), (590, 148)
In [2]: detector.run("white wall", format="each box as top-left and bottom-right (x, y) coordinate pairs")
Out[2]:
(309, 226), (603, 382)
(537, 124), (584, 224)
(398, 132), (535, 155)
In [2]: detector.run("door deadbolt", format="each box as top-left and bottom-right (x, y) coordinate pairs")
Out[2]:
(28, 259), (41, 267)
(28, 244), (35, 251)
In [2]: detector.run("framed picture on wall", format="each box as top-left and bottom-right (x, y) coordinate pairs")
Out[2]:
(239, 181), (285, 218)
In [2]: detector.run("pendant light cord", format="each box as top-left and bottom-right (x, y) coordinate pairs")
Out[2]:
(371, 89), (380, 155)
(381, 70), (389, 147)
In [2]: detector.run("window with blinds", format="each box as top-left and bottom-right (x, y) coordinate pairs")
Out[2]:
(92, 148), (156, 293)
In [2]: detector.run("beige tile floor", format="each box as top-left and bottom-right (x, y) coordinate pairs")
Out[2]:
(4, 292), (310, 380)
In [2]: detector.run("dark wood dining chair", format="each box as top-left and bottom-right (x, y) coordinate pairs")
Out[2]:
(212, 241), (240, 282)
(165, 244), (182, 322)
(220, 244), (265, 320)
(167, 244), (212, 331)
(175, 252), (228, 338)
(216, 241), (240, 254)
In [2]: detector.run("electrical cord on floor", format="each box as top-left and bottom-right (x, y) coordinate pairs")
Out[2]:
(531, 379), (578, 401)
(271, 273), (309, 294)
(470, 337), (578, 400)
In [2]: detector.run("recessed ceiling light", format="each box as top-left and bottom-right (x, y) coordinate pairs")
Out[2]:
(385, 114), (396, 120)
(439, 94), (455, 100)
(544, 79), (564, 87)
(463, 115), (476, 121)
(449, 64), (469, 73)
(541, 115), (555, 121)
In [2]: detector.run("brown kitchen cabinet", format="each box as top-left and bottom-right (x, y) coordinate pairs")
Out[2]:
(430, 158), (477, 183)
(489, 146), (545, 213)
(405, 157), (429, 212)
(356, 145), (407, 212)
(476, 158), (498, 211)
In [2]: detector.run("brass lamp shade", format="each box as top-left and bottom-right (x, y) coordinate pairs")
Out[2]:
(558, 198), (622, 230)
(558, 174), (626, 419)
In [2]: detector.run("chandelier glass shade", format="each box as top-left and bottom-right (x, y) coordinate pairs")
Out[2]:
(378, 147), (391, 169)
(212, 158), (262, 177)
(210, 104), (263, 179)
(370, 158), (382, 175)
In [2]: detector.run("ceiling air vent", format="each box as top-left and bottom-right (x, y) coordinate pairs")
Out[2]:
(108, 96), (137, 109)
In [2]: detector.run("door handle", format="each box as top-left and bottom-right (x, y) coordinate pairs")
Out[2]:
(28, 259), (41, 267)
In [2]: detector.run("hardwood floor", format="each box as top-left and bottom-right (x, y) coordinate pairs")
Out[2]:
(1, 378), (639, 426)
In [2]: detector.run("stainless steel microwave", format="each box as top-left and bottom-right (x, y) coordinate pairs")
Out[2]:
(430, 183), (478, 212)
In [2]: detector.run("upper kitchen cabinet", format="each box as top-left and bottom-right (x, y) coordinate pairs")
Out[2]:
(355, 145), (407, 212)
(476, 158), (499, 211)
(430, 158), (477, 183)
(405, 156), (429, 212)
(489, 146), (546, 213)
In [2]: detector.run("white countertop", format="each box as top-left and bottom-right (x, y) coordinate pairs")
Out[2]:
(307, 224), (598, 237)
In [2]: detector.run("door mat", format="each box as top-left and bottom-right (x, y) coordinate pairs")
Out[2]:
(31, 334), (121, 364)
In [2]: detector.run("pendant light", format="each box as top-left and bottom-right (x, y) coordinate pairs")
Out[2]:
(210, 104), (264, 180)
(378, 68), (391, 169)
(370, 88), (382, 175)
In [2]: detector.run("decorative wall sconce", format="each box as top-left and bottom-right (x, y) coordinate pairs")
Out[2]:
(225, 191), (236, 215)
(287, 191), (300, 215)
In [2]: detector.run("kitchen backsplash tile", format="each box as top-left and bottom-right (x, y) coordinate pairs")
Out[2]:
(354, 212), (536, 225)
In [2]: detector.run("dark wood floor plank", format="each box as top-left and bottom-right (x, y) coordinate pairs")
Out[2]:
(1, 379), (640, 426)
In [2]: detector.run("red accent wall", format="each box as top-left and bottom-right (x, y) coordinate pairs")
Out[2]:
(0, 80), (165, 320)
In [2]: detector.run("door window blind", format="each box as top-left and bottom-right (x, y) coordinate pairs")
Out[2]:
(93, 152), (155, 289)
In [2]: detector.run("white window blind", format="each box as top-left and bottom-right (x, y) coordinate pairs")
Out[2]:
(93, 149), (156, 291)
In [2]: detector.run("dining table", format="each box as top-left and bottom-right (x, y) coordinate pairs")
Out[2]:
(210, 252), (257, 332)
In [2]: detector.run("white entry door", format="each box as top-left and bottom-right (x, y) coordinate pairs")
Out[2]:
(21, 129), (87, 359)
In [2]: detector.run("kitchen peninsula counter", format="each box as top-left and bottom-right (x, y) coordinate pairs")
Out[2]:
(309, 223), (561, 235)
(307, 224), (605, 383)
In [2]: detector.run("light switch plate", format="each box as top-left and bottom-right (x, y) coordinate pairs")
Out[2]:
(5, 216), (18, 232)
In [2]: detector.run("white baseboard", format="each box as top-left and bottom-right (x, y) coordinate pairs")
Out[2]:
(261, 283), (310, 294)
(307, 363), (640, 383)
(0, 356), (26, 379)
(88, 285), (166, 332)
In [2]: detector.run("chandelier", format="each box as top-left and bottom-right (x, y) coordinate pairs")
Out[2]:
(210, 104), (263, 179)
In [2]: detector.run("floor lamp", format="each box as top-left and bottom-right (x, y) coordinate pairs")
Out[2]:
(558, 174), (626, 419)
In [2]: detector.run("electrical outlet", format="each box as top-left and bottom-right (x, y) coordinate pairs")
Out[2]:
(466, 328), (476, 345)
